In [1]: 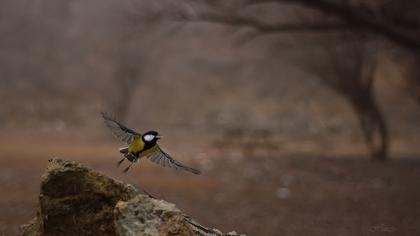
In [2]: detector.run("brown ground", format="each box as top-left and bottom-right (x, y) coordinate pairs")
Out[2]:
(1, 134), (420, 236)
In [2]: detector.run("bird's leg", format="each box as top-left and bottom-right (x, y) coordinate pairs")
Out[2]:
(122, 153), (138, 173)
(117, 157), (125, 167)
(123, 162), (134, 173)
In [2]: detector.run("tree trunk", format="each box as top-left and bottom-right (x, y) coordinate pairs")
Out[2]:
(352, 96), (388, 160)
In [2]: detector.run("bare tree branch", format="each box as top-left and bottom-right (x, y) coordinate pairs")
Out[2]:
(181, 0), (420, 50)
(252, 0), (420, 50)
(179, 11), (353, 32)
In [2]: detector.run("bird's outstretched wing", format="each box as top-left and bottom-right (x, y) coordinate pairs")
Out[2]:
(101, 112), (141, 144)
(147, 146), (201, 175)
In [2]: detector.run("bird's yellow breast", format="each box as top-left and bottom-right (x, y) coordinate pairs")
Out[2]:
(128, 137), (158, 158)
(128, 137), (144, 154)
(139, 145), (158, 157)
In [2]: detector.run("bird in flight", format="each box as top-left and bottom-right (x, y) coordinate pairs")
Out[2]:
(101, 112), (201, 174)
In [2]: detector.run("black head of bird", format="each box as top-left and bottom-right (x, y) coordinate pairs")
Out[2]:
(142, 131), (161, 144)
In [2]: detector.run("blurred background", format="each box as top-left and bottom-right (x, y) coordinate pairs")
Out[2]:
(1, 0), (420, 235)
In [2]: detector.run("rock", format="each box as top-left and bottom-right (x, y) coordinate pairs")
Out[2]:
(19, 158), (244, 236)
(19, 218), (41, 236)
(114, 195), (194, 236)
(22, 158), (141, 236)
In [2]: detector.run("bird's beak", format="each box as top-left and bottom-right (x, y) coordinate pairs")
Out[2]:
(156, 135), (163, 139)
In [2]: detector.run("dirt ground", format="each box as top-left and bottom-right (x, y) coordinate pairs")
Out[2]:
(1, 135), (420, 236)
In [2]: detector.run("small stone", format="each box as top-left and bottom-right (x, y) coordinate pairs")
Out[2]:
(276, 187), (291, 199)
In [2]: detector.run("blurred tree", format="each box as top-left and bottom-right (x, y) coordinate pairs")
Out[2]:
(105, 0), (171, 121)
(177, 0), (420, 51)
(303, 33), (388, 159)
(171, 0), (420, 160)
(111, 49), (143, 121)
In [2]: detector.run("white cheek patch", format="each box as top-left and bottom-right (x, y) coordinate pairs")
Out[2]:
(144, 134), (155, 142)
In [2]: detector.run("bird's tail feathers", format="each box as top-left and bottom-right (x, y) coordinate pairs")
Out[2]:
(119, 147), (128, 154)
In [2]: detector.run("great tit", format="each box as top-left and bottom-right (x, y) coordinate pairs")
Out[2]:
(101, 113), (201, 174)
